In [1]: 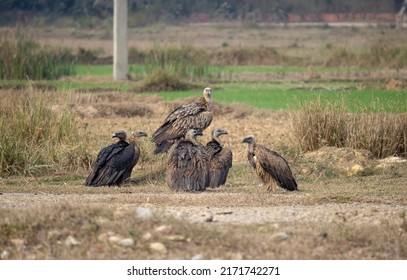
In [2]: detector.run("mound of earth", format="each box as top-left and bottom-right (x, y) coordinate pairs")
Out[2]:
(298, 146), (374, 178)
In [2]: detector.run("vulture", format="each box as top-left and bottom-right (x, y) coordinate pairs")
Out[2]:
(242, 135), (298, 191)
(85, 130), (148, 187)
(205, 128), (233, 188)
(152, 87), (213, 154)
(166, 129), (210, 192)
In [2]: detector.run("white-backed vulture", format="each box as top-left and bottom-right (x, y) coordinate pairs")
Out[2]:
(166, 129), (210, 192)
(242, 135), (298, 191)
(206, 128), (233, 188)
(152, 87), (213, 154)
(85, 130), (148, 187)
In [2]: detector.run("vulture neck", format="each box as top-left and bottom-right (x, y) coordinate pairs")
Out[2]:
(213, 135), (222, 146)
(197, 96), (211, 110)
(128, 137), (140, 147)
(186, 136), (199, 145)
(246, 142), (256, 154)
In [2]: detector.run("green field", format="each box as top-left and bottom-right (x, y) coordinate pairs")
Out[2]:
(74, 64), (377, 76)
(2, 65), (405, 113)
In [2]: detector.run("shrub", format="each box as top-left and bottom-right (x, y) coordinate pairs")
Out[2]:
(147, 45), (209, 78)
(133, 69), (199, 92)
(0, 30), (76, 80)
(291, 98), (407, 158)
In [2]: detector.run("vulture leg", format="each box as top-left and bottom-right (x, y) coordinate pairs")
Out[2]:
(267, 180), (277, 192)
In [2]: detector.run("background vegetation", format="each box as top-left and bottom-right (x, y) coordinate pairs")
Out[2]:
(0, 0), (404, 27)
(0, 31), (75, 80)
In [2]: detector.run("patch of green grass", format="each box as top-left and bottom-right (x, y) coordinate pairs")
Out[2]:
(75, 64), (377, 77)
(151, 83), (407, 112)
(74, 65), (112, 76)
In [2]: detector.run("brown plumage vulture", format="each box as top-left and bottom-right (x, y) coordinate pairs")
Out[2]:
(85, 130), (148, 187)
(206, 128), (233, 188)
(242, 135), (298, 191)
(152, 87), (213, 154)
(166, 129), (210, 192)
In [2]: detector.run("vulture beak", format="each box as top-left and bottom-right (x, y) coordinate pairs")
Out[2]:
(112, 133), (118, 138)
(219, 129), (228, 136)
(242, 136), (251, 144)
(136, 131), (148, 137)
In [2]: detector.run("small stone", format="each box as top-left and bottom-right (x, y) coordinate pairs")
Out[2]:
(10, 239), (25, 248)
(155, 225), (171, 232)
(108, 236), (122, 244)
(348, 164), (364, 176)
(1, 250), (10, 260)
(149, 242), (167, 254)
(167, 235), (186, 242)
(272, 232), (290, 241)
(191, 254), (205, 260)
(136, 207), (153, 220)
(95, 217), (110, 225)
(142, 232), (152, 240)
(64, 236), (80, 246)
(204, 213), (214, 223)
(97, 233), (108, 242)
(229, 252), (243, 260)
(119, 238), (135, 247)
(47, 230), (60, 239)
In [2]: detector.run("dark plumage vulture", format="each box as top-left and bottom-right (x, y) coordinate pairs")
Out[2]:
(85, 130), (148, 187)
(152, 87), (213, 154)
(206, 128), (233, 188)
(166, 129), (210, 192)
(242, 135), (298, 191)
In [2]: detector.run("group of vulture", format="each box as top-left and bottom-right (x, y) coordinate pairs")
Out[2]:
(85, 87), (298, 192)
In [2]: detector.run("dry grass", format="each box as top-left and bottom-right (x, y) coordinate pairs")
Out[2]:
(0, 88), (93, 175)
(291, 98), (407, 158)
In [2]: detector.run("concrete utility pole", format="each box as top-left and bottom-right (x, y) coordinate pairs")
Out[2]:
(396, 0), (407, 29)
(113, 0), (128, 80)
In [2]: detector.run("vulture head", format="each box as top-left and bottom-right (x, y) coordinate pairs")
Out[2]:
(129, 130), (148, 145)
(242, 135), (256, 144)
(203, 87), (212, 103)
(212, 128), (228, 143)
(112, 130), (127, 141)
(185, 129), (203, 142)
(132, 130), (148, 138)
(243, 135), (256, 153)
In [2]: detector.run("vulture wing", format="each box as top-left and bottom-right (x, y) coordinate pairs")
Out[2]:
(255, 144), (298, 191)
(85, 141), (129, 186)
(206, 141), (232, 187)
(152, 100), (213, 151)
(166, 140), (210, 191)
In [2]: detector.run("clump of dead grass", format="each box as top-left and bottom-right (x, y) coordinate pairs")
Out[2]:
(325, 41), (407, 68)
(132, 69), (201, 92)
(210, 46), (295, 66)
(0, 88), (92, 176)
(291, 98), (407, 158)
